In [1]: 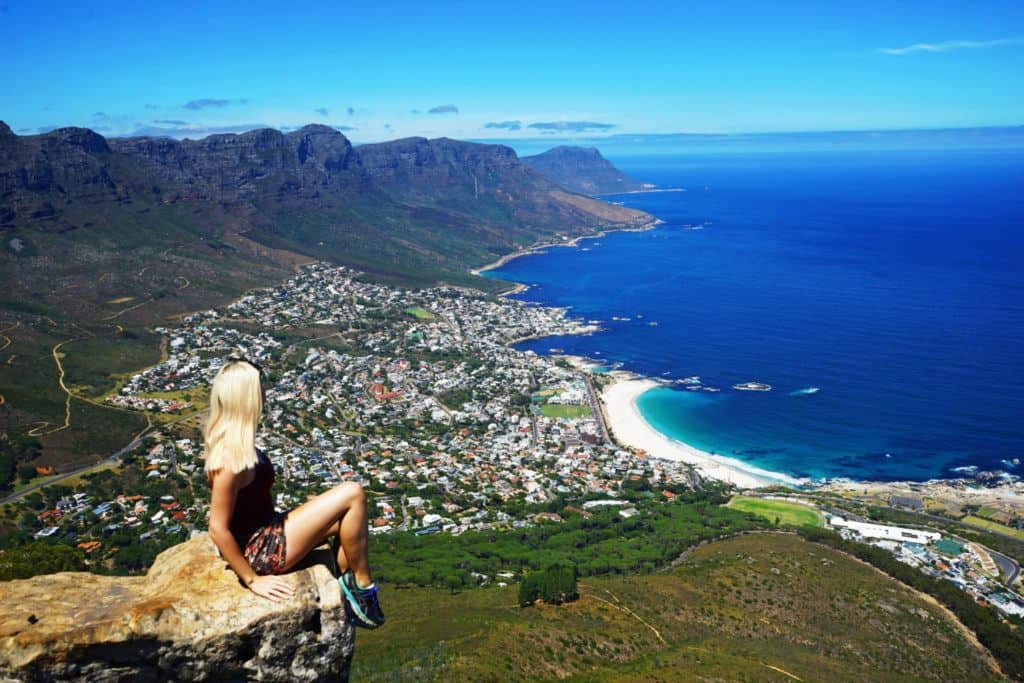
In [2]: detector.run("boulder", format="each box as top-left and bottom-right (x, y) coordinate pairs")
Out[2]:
(0, 536), (354, 681)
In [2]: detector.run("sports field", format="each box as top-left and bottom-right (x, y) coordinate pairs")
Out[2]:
(539, 404), (592, 419)
(726, 496), (823, 528)
(405, 307), (435, 320)
(962, 515), (1024, 540)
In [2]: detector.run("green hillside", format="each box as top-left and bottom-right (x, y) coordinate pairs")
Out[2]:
(354, 533), (1000, 681)
(727, 495), (824, 528)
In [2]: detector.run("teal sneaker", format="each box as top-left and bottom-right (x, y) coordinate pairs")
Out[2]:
(339, 571), (385, 629)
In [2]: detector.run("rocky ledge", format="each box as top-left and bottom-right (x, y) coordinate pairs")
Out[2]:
(0, 536), (354, 682)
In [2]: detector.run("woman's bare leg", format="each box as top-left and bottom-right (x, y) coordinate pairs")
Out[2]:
(281, 482), (371, 585)
(313, 519), (351, 573)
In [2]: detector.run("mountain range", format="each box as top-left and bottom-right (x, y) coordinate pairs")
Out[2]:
(0, 122), (650, 465)
(1, 123), (648, 299)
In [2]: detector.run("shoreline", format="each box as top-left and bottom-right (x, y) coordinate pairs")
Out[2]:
(598, 374), (1024, 500)
(595, 187), (687, 197)
(471, 213), (1023, 499)
(470, 218), (662, 282)
(600, 376), (808, 489)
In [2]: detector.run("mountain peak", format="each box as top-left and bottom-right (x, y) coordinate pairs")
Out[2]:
(0, 121), (12, 138)
(40, 126), (111, 154)
(289, 123), (345, 137)
(522, 145), (645, 195)
(548, 145), (602, 156)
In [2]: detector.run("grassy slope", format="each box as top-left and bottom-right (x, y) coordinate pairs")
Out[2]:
(727, 496), (824, 528)
(0, 173), (627, 467)
(0, 200), (299, 470)
(962, 515), (1024, 541)
(354, 533), (998, 681)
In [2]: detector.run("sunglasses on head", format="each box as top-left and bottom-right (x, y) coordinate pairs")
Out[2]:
(226, 356), (263, 373)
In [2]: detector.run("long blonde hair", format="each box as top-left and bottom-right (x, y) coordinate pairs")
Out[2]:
(203, 360), (263, 474)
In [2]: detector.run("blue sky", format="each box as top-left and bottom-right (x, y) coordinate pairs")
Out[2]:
(1, 0), (1022, 142)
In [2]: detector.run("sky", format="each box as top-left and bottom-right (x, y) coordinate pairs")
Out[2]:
(1, 0), (1022, 144)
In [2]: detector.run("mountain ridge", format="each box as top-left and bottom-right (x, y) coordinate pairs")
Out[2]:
(521, 145), (647, 195)
(0, 122), (652, 467)
(0, 122), (653, 301)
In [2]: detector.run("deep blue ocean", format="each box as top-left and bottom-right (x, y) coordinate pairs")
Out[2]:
(486, 149), (1024, 482)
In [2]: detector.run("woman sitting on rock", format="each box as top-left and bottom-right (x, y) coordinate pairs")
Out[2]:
(204, 358), (384, 628)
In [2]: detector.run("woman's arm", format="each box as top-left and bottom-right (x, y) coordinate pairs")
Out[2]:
(208, 469), (258, 585)
(208, 469), (293, 601)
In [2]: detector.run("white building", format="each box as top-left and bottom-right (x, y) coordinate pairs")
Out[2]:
(828, 515), (940, 544)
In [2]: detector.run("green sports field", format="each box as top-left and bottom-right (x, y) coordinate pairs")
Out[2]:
(539, 404), (592, 419)
(726, 496), (823, 528)
(962, 515), (1024, 540)
(405, 306), (436, 320)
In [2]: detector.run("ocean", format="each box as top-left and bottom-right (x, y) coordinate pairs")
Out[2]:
(485, 148), (1024, 482)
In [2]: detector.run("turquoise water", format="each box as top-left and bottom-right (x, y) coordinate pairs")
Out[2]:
(486, 149), (1024, 482)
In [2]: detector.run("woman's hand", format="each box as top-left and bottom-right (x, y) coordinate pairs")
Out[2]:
(248, 575), (296, 602)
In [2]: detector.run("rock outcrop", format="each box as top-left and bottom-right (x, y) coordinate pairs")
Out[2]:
(0, 536), (354, 682)
(522, 145), (646, 195)
(107, 125), (363, 203)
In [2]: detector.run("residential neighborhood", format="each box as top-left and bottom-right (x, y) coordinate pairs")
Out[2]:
(8, 262), (1021, 628)
(17, 263), (701, 565)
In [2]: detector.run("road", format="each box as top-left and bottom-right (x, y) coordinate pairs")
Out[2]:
(2, 411), (196, 504)
(990, 549), (1020, 586)
(584, 376), (610, 444)
(396, 494), (413, 531)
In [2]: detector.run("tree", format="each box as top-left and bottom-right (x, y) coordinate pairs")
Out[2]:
(444, 574), (462, 595)
(17, 464), (37, 483)
(519, 564), (578, 607)
(0, 542), (85, 580)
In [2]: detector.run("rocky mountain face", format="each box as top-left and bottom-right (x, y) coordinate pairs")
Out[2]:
(355, 136), (638, 231)
(107, 124), (364, 203)
(0, 124), (649, 241)
(0, 126), (120, 221)
(0, 123), (652, 467)
(0, 123), (652, 291)
(0, 536), (354, 681)
(522, 145), (646, 195)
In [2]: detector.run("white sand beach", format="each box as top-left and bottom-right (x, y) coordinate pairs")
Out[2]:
(601, 377), (808, 489)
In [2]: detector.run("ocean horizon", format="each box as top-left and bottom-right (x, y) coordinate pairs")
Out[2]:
(485, 147), (1024, 483)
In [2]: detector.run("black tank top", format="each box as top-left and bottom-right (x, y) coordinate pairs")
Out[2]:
(209, 450), (277, 543)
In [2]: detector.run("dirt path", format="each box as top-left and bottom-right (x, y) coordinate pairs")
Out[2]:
(24, 324), (153, 437)
(762, 663), (802, 680)
(0, 323), (14, 409)
(0, 321), (17, 352)
(577, 586), (666, 645)
(101, 298), (153, 321)
(27, 339), (77, 436)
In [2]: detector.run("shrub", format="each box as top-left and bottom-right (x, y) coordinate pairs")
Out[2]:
(0, 542), (85, 580)
(519, 563), (578, 606)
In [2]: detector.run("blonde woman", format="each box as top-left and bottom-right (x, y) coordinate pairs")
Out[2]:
(204, 358), (384, 628)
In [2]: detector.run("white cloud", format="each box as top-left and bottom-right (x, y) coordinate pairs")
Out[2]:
(879, 38), (1020, 56)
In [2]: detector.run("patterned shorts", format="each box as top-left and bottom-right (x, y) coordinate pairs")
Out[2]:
(242, 512), (289, 575)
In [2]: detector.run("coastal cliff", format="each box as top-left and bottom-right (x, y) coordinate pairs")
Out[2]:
(0, 537), (354, 681)
(522, 146), (646, 195)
